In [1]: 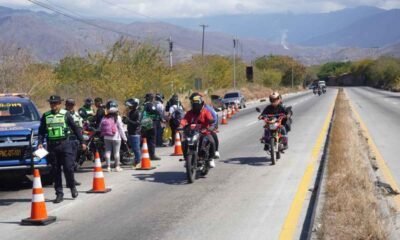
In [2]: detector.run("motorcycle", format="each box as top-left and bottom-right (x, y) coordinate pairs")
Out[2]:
(313, 88), (317, 95)
(256, 108), (288, 165)
(318, 88), (322, 96)
(180, 124), (212, 183)
(322, 87), (326, 94)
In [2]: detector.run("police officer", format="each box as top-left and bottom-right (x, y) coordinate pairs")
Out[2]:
(38, 95), (86, 204)
(65, 98), (84, 179)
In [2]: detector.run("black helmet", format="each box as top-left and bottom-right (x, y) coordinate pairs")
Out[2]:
(106, 100), (118, 113)
(65, 98), (75, 105)
(144, 93), (154, 102)
(85, 98), (93, 105)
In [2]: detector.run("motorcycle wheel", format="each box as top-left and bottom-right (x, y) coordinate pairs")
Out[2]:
(186, 153), (197, 183)
(270, 138), (276, 165)
(200, 161), (210, 176)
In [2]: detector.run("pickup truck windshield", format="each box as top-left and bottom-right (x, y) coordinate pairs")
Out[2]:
(224, 93), (239, 98)
(0, 102), (40, 123)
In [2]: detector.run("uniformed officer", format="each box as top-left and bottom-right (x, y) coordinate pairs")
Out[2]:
(65, 98), (84, 180)
(38, 95), (86, 204)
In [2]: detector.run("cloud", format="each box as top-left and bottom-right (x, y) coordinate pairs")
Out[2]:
(0, 0), (399, 18)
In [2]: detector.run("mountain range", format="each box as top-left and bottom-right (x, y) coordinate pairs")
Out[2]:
(0, 5), (399, 65)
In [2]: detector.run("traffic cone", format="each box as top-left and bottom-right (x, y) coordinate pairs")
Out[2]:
(136, 138), (156, 170)
(87, 152), (111, 193)
(227, 108), (232, 119)
(221, 110), (228, 125)
(171, 132), (183, 156)
(21, 169), (56, 225)
(231, 105), (236, 115)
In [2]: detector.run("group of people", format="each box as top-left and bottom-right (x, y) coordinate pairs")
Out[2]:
(37, 89), (294, 204)
(37, 92), (221, 203)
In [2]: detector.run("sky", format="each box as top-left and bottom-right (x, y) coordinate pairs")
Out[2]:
(1, 0), (400, 18)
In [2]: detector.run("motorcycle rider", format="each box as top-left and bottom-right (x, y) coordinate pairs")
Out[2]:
(259, 92), (290, 150)
(203, 99), (220, 159)
(79, 98), (95, 121)
(181, 93), (216, 168)
(124, 98), (142, 168)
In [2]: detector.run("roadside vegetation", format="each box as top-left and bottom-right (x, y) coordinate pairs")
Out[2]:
(317, 89), (389, 239)
(314, 57), (400, 91)
(0, 40), (305, 108)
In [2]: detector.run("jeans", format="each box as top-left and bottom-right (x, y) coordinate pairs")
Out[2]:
(128, 135), (141, 164)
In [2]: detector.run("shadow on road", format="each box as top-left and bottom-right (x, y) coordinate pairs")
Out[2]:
(0, 198), (53, 206)
(222, 157), (272, 166)
(132, 171), (187, 185)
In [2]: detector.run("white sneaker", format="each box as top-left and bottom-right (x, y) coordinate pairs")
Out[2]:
(214, 151), (220, 159)
(209, 159), (216, 168)
(115, 166), (123, 172)
(106, 167), (111, 172)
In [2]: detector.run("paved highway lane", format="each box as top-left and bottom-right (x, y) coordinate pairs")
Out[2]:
(346, 87), (400, 187)
(0, 90), (337, 240)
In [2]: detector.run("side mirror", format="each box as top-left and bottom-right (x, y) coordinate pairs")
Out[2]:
(256, 107), (261, 113)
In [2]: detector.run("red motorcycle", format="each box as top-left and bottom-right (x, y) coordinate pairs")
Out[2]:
(256, 108), (288, 165)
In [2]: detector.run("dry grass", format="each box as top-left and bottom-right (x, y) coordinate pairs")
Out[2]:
(317, 89), (389, 240)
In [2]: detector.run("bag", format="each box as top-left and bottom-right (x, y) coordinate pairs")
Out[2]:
(141, 111), (154, 131)
(100, 117), (117, 136)
(171, 106), (184, 128)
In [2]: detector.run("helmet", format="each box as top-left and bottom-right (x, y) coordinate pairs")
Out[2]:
(106, 100), (119, 113)
(85, 98), (93, 105)
(65, 98), (75, 106)
(155, 93), (164, 103)
(125, 98), (139, 107)
(144, 93), (154, 102)
(190, 92), (204, 113)
(269, 92), (281, 103)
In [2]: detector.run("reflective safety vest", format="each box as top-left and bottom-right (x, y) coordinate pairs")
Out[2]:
(44, 109), (69, 141)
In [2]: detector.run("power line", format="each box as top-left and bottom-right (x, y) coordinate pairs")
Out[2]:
(27, 0), (138, 39)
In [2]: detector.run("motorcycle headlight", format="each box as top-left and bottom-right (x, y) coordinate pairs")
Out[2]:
(269, 123), (279, 130)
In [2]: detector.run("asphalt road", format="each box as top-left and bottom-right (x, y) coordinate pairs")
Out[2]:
(0, 89), (337, 240)
(346, 87), (400, 184)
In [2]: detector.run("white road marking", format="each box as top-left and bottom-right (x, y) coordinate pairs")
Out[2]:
(246, 121), (259, 127)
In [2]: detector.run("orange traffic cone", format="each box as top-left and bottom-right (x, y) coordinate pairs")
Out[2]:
(137, 138), (156, 170)
(221, 110), (228, 125)
(231, 105), (236, 115)
(227, 108), (232, 119)
(21, 169), (56, 225)
(87, 152), (111, 193)
(171, 132), (183, 156)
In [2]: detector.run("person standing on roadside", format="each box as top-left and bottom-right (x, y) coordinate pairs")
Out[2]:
(168, 94), (184, 146)
(65, 98), (84, 184)
(78, 98), (95, 121)
(100, 100), (127, 172)
(38, 95), (86, 204)
(123, 98), (141, 168)
(155, 93), (166, 147)
(94, 97), (105, 129)
(141, 93), (161, 160)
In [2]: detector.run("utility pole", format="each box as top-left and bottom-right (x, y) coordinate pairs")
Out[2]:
(291, 64), (294, 88)
(168, 36), (173, 68)
(200, 24), (208, 89)
(200, 24), (208, 59)
(233, 38), (238, 89)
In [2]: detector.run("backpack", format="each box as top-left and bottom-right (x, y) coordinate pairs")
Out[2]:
(141, 110), (154, 131)
(100, 117), (117, 136)
(171, 105), (184, 128)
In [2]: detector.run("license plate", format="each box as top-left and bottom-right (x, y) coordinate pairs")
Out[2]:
(0, 148), (23, 159)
